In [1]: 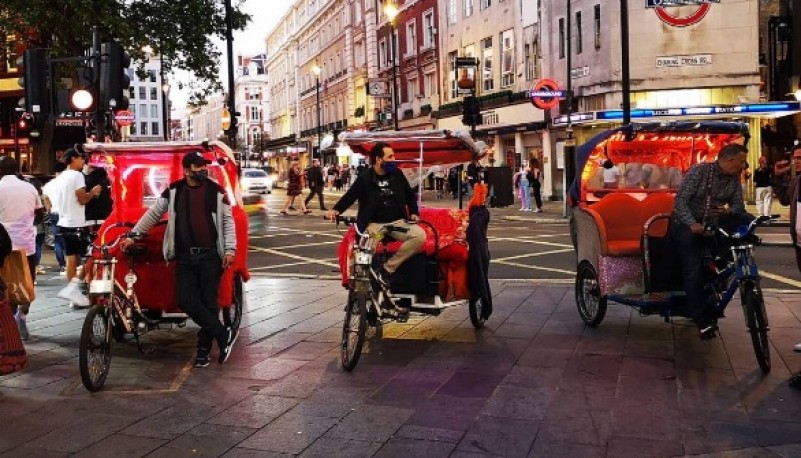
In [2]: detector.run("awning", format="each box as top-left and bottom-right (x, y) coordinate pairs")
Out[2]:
(262, 134), (297, 150)
(552, 101), (801, 127)
(339, 129), (480, 166)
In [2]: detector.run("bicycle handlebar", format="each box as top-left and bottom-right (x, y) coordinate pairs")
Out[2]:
(330, 215), (410, 236)
(705, 215), (778, 241)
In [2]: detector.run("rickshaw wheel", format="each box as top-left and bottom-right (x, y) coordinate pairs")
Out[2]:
(576, 261), (607, 327)
(79, 305), (112, 392)
(742, 280), (771, 374)
(469, 295), (486, 329)
(341, 291), (367, 371)
(222, 274), (244, 332)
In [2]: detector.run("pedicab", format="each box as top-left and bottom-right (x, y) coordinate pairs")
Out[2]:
(77, 141), (250, 391)
(333, 129), (492, 370)
(570, 121), (774, 373)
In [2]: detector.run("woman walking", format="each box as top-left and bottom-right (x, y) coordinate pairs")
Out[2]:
(281, 161), (311, 215)
(530, 158), (544, 212)
(518, 166), (531, 211)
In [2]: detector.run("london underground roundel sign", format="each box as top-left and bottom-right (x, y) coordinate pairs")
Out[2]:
(529, 79), (565, 110)
(647, 0), (714, 28)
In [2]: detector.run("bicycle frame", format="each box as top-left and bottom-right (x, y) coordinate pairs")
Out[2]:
(710, 241), (767, 322)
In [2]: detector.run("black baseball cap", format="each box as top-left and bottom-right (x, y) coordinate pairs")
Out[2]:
(62, 148), (86, 163)
(182, 151), (212, 168)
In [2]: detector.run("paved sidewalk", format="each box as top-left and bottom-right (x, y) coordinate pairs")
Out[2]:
(2, 275), (801, 457)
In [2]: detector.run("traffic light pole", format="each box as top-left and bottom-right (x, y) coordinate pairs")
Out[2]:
(92, 28), (105, 142)
(224, 0), (238, 148)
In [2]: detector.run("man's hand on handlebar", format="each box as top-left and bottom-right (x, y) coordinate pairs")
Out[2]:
(690, 223), (704, 235)
(408, 214), (420, 222)
(326, 209), (340, 222)
(222, 254), (235, 269)
(120, 232), (142, 252)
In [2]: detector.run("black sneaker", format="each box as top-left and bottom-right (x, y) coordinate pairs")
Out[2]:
(194, 348), (212, 368)
(697, 320), (719, 340)
(217, 327), (239, 364)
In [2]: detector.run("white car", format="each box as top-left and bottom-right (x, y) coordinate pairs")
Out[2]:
(241, 168), (272, 194)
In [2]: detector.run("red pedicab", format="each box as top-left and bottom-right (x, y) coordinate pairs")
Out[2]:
(78, 141), (251, 391)
(333, 130), (492, 370)
(570, 122), (774, 372)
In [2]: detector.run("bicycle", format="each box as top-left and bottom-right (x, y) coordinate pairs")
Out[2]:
(335, 215), (486, 371)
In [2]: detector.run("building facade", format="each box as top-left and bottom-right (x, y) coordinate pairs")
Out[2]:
(187, 94), (226, 142)
(126, 57), (169, 141)
(235, 53), (271, 162)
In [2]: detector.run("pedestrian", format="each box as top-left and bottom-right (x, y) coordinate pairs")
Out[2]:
(603, 159), (621, 189)
(42, 162), (67, 276)
(753, 155), (773, 218)
(53, 148), (102, 308)
(466, 158), (483, 196)
(518, 166), (531, 211)
(83, 160), (113, 236)
(429, 165), (445, 199)
(0, 156), (43, 340)
(448, 167), (459, 199)
(778, 145), (801, 389)
(340, 166), (350, 191)
(304, 158), (327, 210)
(281, 160), (311, 215)
(121, 151), (238, 367)
(530, 158), (544, 212)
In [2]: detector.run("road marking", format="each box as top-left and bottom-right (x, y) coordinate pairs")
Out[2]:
(491, 259), (575, 275)
(759, 270), (801, 289)
(250, 259), (340, 271)
(488, 237), (573, 248)
(494, 248), (574, 262)
(249, 246), (340, 268)
(260, 240), (341, 250)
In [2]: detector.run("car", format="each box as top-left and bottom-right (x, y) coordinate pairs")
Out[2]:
(240, 168), (272, 194)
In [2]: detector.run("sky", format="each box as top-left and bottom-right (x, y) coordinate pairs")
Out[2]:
(171, 0), (295, 113)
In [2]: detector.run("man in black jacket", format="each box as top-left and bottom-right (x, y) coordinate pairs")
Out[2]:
(304, 158), (327, 210)
(327, 142), (425, 286)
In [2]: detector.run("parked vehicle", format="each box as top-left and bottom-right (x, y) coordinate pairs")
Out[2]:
(241, 168), (272, 194)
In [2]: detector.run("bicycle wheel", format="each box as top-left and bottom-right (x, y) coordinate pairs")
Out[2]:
(341, 290), (367, 371)
(469, 294), (486, 329)
(79, 305), (113, 392)
(741, 280), (771, 374)
(222, 274), (244, 332)
(576, 261), (607, 327)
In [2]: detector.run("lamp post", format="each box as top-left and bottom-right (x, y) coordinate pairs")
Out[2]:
(384, 1), (400, 131)
(162, 79), (170, 140)
(312, 64), (322, 162)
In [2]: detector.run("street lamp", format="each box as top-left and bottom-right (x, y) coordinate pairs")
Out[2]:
(384, 1), (400, 131)
(312, 63), (322, 162)
(162, 79), (171, 140)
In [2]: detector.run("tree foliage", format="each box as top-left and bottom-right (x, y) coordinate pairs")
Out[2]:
(0, 0), (250, 106)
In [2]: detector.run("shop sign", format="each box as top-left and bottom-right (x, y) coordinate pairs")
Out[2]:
(552, 112), (595, 126)
(455, 57), (478, 96)
(646, 0), (719, 28)
(594, 102), (801, 121)
(656, 54), (712, 68)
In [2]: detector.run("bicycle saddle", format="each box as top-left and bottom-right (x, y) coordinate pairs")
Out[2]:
(123, 244), (148, 257)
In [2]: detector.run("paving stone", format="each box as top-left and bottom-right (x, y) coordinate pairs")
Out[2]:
(273, 341), (338, 361)
(366, 377), (441, 407)
(238, 411), (338, 454)
(32, 413), (138, 453)
(537, 408), (612, 447)
(437, 369), (507, 399)
(527, 440), (607, 458)
(207, 394), (299, 429)
(221, 448), (294, 458)
(681, 418), (759, 455)
(373, 437), (455, 457)
(122, 404), (218, 440)
(0, 445), (71, 458)
(298, 437), (383, 458)
(481, 385), (554, 421)
(405, 395), (485, 431)
(606, 436), (684, 457)
(394, 424), (465, 443)
(753, 420), (801, 447)
(72, 434), (167, 458)
(325, 405), (414, 443)
(456, 415), (539, 457)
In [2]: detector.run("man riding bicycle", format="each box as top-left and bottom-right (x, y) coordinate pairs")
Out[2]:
(326, 142), (426, 287)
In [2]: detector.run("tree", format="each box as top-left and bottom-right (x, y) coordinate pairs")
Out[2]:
(0, 0), (250, 106)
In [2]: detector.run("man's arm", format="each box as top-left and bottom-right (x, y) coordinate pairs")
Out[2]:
(132, 196), (169, 235)
(221, 198), (236, 256)
(673, 165), (704, 226)
(729, 178), (746, 215)
(332, 174), (363, 213)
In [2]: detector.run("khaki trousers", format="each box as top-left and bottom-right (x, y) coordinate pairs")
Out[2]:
(366, 219), (426, 273)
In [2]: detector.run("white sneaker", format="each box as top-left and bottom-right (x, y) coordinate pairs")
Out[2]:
(58, 281), (90, 307)
(794, 343), (801, 352)
(59, 268), (66, 276)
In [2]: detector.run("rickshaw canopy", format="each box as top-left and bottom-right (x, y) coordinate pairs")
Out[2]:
(339, 129), (481, 166)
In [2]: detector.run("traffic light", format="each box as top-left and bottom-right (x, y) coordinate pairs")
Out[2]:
(20, 49), (51, 115)
(16, 112), (33, 137)
(100, 41), (131, 111)
(462, 96), (482, 126)
(224, 111), (240, 139)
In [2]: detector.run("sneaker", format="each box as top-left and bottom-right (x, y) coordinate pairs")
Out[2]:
(794, 343), (801, 352)
(58, 281), (90, 307)
(59, 268), (66, 276)
(14, 311), (29, 341)
(217, 327), (239, 364)
(535, 208), (543, 213)
(194, 347), (212, 367)
(697, 319), (718, 340)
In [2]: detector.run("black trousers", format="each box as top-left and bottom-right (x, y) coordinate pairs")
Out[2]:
(304, 185), (326, 209)
(176, 250), (226, 349)
(531, 181), (543, 209)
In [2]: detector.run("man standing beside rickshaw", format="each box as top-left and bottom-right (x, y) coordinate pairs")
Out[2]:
(121, 151), (238, 368)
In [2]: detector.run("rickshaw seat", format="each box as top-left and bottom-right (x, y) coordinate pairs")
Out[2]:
(585, 192), (675, 257)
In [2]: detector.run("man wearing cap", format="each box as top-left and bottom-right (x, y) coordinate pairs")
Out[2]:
(54, 148), (102, 307)
(121, 151), (238, 367)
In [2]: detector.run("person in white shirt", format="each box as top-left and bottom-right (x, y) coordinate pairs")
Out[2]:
(41, 162), (68, 275)
(53, 148), (101, 307)
(602, 159), (621, 189)
(0, 156), (43, 340)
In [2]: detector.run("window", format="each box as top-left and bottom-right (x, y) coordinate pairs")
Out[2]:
(501, 29), (514, 87)
(148, 70), (157, 82)
(139, 104), (147, 117)
(424, 72), (435, 97)
(481, 37), (493, 92)
(559, 18), (565, 59)
(139, 87), (146, 99)
(407, 77), (417, 102)
(379, 38), (388, 69)
(130, 123), (137, 135)
(448, 51), (458, 99)
(406, 21), (416, 56)
(576, 11), (583, 54)
(150, 104), (158, 118)
(594, 4), (601, 50)
(480, 0), (490, 10)
(423, 11), (435, 49)
(447, 0), (457, 24)
(150, 87), (157, 100)
(152, 122), (159, 136)
(464, 0), (473, 17)
(524, 42), (536, 82)
(5, 34), (18, 72)
(250, 106), (260, 121)
(140, 122), (149, 135)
